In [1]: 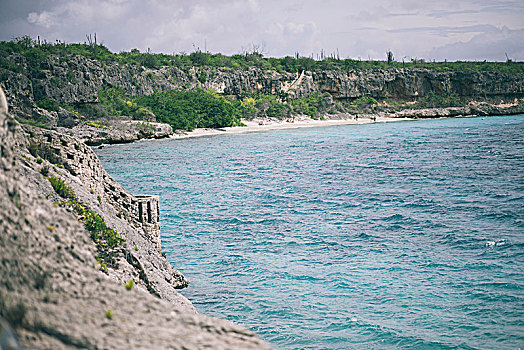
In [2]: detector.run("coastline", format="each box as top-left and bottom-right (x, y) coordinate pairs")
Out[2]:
(169, 115), (414, 140)
(107, 100), (524, 144)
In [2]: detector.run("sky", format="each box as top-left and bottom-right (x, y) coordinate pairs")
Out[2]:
(0, 0), (523, 61)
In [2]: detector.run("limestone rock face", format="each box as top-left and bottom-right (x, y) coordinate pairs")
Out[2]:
(309, 69), (524, 100)
(2, 53), (522, 118)
(0, 87), (271, 349)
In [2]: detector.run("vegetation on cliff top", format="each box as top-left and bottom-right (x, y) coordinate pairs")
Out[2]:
(1, 36), (523, 75)
(1, 36), (520, 131)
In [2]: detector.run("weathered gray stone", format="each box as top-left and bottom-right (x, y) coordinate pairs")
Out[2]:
(391, 103), (524, 119)
(56, 119), (173, 145)
(0, 86), (271, 349)
(56, 107), (79, 128)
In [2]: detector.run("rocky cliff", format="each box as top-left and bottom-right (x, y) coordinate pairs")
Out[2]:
(1, 53), (523, 124)
(0, 86), (271, 349)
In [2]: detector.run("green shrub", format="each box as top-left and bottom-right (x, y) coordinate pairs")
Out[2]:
(84, 210), (124, 248)
(238, 97), (258, 119)
(137, 89), (241, 130)
(15, 116), (50, 129)
(61, 199), (124, 268)
(1, 36), (523, 76)
(351, 96), (378, 108)
(418, 91), (466, 108)
(250, 94), (291, 119)
(97, 86), (152, 119)
(85, 120), (109, 129)
(48, 176), (75, 199)
(66, 70), (76, 83)
(40, 165), (50, 176)
(35, 98), (60, 112)
(290, 92), (331, 117)
(198, 71), (207, 84)
(105, 309), (113, 319)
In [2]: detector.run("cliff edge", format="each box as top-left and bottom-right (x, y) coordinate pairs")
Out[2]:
(0, 86), (271, 349)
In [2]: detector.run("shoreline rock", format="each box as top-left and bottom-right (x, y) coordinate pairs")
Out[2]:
(56, 119), (173, 146)
(390, 102), (524, 119)
(0, 86), (271, 349)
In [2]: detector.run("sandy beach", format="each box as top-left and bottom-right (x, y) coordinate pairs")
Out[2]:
(170, 115), (413, 139)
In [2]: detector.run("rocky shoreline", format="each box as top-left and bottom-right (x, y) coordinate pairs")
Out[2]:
(0, 87), (271, 349)
(57, 119), (173, 146)
(71, 101), (524, 146)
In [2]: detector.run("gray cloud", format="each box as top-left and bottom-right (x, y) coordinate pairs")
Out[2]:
(0, 0), (522, 61)
(427, 9), (480, 19)
(428, 26), (524, 61)
(388, 24), (497, 35)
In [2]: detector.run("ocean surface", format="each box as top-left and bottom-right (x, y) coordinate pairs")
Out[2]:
(95, 115), (524, 349)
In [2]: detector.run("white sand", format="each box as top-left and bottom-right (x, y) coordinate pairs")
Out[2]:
(170, 115), (413, 139)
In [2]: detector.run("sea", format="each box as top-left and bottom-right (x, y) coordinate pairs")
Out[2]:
(95, 115), (524, 349)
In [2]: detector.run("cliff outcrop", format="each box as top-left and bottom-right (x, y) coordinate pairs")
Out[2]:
(0, 87), (271, 349)
(1, 53), (523, 125)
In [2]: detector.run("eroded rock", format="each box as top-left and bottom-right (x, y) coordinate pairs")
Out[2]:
(0, 86), (271, 349)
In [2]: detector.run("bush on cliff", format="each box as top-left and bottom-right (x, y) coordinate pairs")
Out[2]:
(35, 98), (60, 112)
(97, 87), (152, 119)
(61, 199), (124, 268)
(1, 36), (523, 76)
(290, 93), (332, 117)
(418, 91), (466, 108)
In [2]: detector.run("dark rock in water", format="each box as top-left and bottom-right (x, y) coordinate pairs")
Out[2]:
(0, 86), (271, 349)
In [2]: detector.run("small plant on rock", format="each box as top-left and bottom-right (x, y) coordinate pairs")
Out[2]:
(125, 280), (134, 290)
(40, 165), (50, 176)
(105, 309), (113, 319)
(48, 176), (76, 199)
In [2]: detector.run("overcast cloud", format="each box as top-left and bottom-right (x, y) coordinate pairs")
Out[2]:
(0, 0), (523, 61)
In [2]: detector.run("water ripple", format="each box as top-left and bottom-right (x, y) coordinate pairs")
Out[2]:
(96, 115), (524, 349)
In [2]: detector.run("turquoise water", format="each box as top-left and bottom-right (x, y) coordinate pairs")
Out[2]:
(96, 116), (524, 349)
